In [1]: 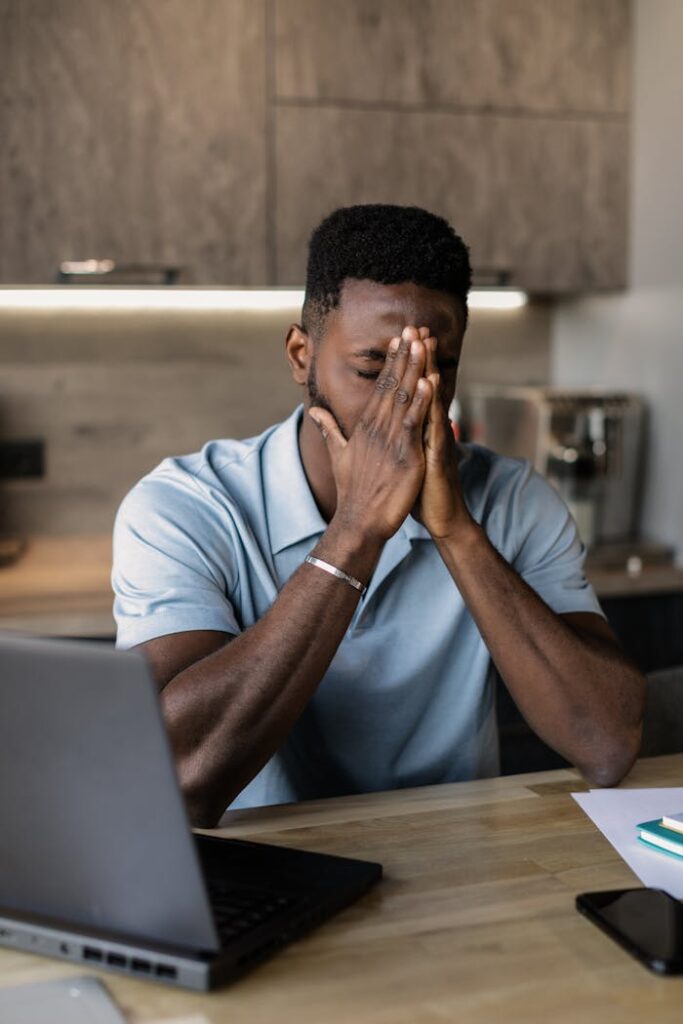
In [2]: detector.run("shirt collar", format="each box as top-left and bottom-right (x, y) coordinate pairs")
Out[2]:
(262, 406), (327, 555)
(262, 405), (433, 554)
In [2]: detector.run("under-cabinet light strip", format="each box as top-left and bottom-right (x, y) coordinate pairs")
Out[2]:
(0, 287), (527, 312)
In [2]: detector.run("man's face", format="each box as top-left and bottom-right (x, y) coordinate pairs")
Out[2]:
(306, 279), (466, 439)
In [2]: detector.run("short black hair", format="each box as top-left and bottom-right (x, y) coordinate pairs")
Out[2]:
(302, 204), (471, 339)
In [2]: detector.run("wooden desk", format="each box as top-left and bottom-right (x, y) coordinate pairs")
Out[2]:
(2, 757), (683, 1022)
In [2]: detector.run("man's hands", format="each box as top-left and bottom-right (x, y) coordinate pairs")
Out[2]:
(309, 334), (433, 544)
(309, 325), (475, 547)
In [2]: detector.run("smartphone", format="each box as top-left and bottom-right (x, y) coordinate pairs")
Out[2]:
(576, 888), (683, 974)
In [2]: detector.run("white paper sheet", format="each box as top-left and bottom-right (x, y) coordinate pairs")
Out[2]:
(572, 787), (683, 897)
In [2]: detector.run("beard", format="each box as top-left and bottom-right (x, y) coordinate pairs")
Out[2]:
(306, 355), (350, 440)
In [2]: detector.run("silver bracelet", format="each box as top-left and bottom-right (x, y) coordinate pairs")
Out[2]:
(304, 555), (367, 597)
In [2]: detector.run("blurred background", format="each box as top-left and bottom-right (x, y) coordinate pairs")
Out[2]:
(1, 0), (682, 766)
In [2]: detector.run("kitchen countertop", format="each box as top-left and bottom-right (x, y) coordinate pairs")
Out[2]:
(586, 563), (683, 598)
(1, 534), (683, 638)
(0, 534), (115, 637)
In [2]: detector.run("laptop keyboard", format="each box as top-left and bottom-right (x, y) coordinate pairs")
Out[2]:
(207, 879), (300, 945)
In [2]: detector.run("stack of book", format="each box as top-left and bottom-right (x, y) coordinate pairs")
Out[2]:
(637, 812), (683, 858)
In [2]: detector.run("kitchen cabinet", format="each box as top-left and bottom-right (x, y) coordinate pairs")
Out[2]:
(274, 107), (627, 291)
(273, 0), (630, 292)
(0, 0), (267, 285)
(600, 591), (683, 674)
(275, 0), (630, 115)
(0, 0), (630, 291)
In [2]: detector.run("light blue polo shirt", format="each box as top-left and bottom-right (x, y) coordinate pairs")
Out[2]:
(112, 405), (603, 811)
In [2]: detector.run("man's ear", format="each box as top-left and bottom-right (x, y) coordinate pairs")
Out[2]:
(285, 323), (312, 386)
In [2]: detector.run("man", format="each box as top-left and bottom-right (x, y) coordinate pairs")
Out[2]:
(113, 204), (645, 827)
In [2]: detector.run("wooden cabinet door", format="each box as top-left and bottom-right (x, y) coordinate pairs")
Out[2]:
(273, 0), (630, 292)
(0, 0), (267, 284)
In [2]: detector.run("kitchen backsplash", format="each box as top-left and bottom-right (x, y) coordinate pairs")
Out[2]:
(0, 300), (550, 536)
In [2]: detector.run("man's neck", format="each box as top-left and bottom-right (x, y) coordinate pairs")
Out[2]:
(297, 412), (337, 523)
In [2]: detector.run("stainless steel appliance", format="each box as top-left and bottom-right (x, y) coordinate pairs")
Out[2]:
(466, 386), (645, 550)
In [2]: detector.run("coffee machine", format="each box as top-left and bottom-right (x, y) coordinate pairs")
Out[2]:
(466, 386), (650, 558)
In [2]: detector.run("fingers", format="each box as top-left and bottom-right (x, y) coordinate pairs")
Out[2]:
(390, 338), (427, 426)
(373, 335), (409, 399)
(402, 376), (433, 437)
(308, 408), (347, 456)
(378, 328), (426, 403)
(390, 328), (433, 437)
(423, 334), (438, 378)
(409, 326), (439, 382)
(423, 369), (441, 450)
(361, 326), (434, 439)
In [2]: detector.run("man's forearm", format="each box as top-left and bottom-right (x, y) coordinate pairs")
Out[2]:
(435, 524), (646, 785)
(162, 522), (383, 826)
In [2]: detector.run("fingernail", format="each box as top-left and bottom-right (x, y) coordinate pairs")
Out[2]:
(410, 340), (421, 356)
(389, 337), (400, 353)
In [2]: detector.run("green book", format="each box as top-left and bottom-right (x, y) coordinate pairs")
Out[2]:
(637, 818), (683, 858)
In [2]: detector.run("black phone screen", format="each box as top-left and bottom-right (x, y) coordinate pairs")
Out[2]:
(576, 888), (683, 973)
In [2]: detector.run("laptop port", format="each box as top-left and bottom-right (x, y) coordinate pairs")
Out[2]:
(106, 952), (127, 967)
(83, 946), (102, 962)
(155, 964), (177, 979)
(131, 958), (151, 973)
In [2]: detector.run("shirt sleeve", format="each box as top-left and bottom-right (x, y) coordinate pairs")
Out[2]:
(503, 461), (605, 618)
(112, 466), (242, 650)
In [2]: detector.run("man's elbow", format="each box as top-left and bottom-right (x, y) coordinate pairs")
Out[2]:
(579, 722), (643, 789)
(178, 759), (246, 828)
(186, 800), (222, 830)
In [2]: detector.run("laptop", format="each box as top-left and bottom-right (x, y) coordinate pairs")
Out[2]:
(0, 634), (382, 990)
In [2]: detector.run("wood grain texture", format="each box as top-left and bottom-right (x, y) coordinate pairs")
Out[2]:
(275, 0), (631, 114)
(275, 106), (628, 290)
(0, 534), (115, 636)
(0, 357), (300, 534)
(0, 0), (267, 284)
(0, 307), (302, 536)
(0, 757), (682, 1022)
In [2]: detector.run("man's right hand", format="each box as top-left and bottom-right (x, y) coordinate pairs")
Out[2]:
(308, 334), (433, 544)
(145, 334), (433, 824)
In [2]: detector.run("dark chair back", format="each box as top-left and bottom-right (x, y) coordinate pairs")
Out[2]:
(641, 666), (683, 757)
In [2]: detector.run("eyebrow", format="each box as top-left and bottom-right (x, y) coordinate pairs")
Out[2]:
(351, 347), (459, 369)
(352, 348), (386, 361)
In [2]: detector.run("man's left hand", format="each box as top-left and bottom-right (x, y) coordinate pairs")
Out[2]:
(407, 326), (473, 540)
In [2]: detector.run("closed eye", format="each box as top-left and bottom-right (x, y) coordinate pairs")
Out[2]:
(355, 369), (381, 379)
